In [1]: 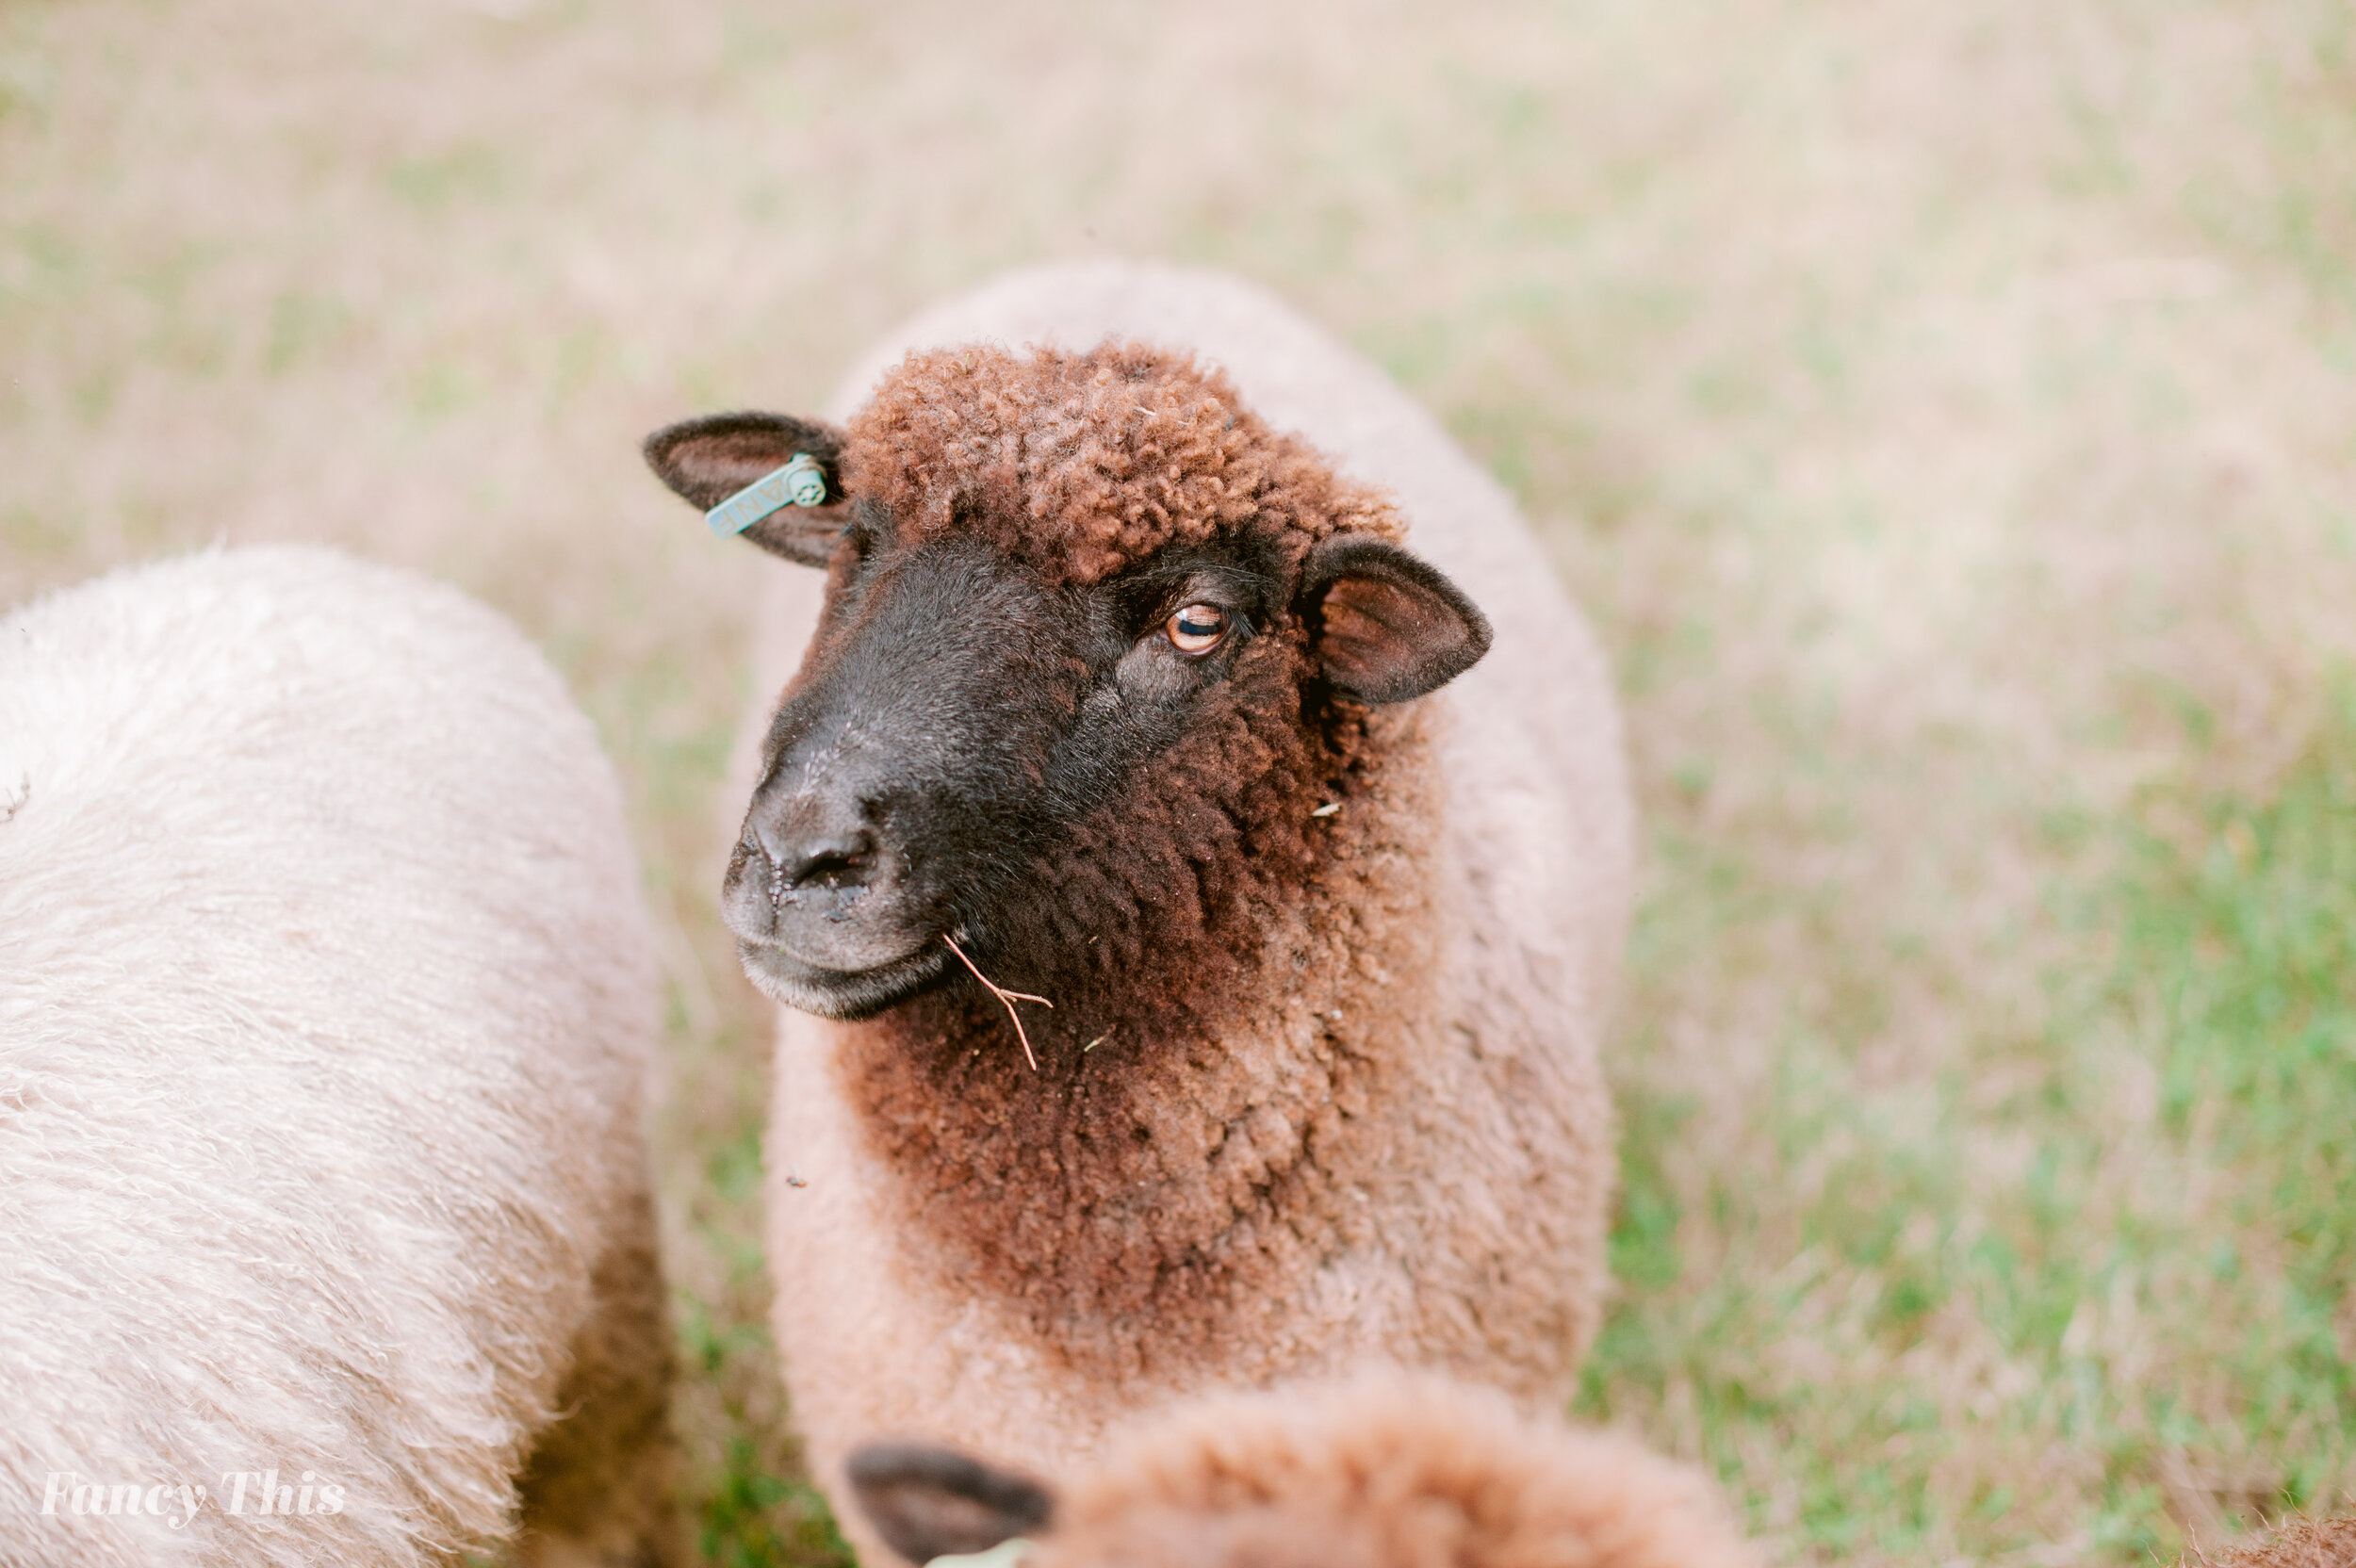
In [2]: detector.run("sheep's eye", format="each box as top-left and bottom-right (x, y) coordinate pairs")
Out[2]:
(1164, 603), (1229, 655)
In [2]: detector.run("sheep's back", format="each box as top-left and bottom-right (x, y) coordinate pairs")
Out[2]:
(0, 547), (658, 1567)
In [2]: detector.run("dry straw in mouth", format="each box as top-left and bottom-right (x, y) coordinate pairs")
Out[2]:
(941, 934), (1052, 1071)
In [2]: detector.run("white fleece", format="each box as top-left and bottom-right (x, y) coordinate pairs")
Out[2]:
(0, 547), (666, 1568)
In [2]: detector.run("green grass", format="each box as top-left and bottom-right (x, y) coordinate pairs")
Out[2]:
(680, 1281), (855, 1568)
(1584, 680), (2356, 1560)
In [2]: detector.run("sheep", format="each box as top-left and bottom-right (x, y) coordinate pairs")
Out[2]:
(843, 1370), (1759, 1568)
(0, 547), (676, 1568)
(2199, 1519), (2356, 1568)
(642, 262), (1633, 1554)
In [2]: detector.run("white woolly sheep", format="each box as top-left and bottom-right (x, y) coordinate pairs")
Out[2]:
(642, 262), (1632, 1559)
(845, 1370), (1759, 1568)
(0, 547), (675, 1568)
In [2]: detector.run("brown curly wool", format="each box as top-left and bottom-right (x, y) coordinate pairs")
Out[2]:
(1039, 1373), (1760, 1568)
(2208, 1519), (2356, 1568)
(835, 674), (1442, 1367)
(843, 341), (1403, 583)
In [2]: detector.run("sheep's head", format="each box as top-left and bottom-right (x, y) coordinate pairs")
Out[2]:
(841, 1375), (1764, 1568)
(645, 341), (1489, 1023)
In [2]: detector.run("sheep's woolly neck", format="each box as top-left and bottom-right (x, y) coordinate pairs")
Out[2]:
(833, 688), (1444, 1377)
(844, 342), (1404, 583)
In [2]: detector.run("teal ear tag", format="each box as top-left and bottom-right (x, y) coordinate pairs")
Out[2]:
(707, 453), (829, 537)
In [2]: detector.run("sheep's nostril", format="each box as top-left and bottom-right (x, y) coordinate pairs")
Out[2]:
(780, 831), (878, 893)
(794, 847), (871, 890)
(743, 784), (890, 908)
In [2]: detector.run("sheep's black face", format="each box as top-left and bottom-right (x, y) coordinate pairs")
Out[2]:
(643, 409), (1492, 1022)
(724, 510), (1301, 1017)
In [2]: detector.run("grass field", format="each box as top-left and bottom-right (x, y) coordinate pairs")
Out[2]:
(5, 2), (2354, 1563)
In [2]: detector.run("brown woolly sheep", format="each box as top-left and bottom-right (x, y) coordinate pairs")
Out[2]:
(2200, 1519), (2356, 1568)
(0, 547), (676, 1568)
(642, 263), (1632, 1555)
(844, 1371), (1759, 1568)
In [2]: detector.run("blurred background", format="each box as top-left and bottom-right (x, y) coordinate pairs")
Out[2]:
(5, 1), (2353, 1562)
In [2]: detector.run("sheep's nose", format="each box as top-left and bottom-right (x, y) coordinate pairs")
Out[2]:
(784, 829), (877, 891)
(753, 809), (880, 892)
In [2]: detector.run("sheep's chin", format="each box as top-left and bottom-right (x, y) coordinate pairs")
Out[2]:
(736, 939), (948, 1021)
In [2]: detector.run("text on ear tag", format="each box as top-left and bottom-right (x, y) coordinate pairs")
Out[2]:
(706, 453), (828, 537)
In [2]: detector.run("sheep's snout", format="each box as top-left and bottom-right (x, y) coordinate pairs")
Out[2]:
(724, 766), (941, 1017)
(722, 537), (1088, 1021)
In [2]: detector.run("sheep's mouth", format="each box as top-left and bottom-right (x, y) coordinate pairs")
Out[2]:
(736, 937), (948, 1021)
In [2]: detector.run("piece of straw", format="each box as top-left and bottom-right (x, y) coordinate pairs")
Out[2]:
(941, 934), (1052, 1071)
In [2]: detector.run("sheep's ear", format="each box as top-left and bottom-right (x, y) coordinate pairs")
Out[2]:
(1298, 534), (1492, 703)
(845, 1442), (1056, 1567)
(642, 411), (852, 566)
